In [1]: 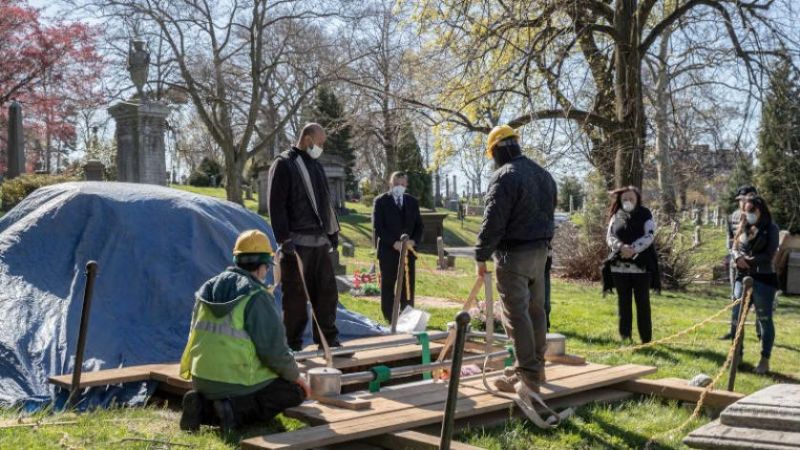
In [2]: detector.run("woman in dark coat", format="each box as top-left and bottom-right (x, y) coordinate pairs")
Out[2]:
(730, 196), (779, 374)
(603, 186), (660, 344)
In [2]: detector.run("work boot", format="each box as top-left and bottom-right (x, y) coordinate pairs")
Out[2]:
(213, 399), (236, 433)
(517, 369), (544, 394)
(754, 357), (770, 375)
(719, 332), (734, 340)
(179, 390), (203, 432)
(493, 367), (518, 393)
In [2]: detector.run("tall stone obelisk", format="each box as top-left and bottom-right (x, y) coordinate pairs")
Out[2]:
(108, 39), (169, 185)
(6, 101), (26, 179)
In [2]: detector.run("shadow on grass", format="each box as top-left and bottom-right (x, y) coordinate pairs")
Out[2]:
(222, 416), (293, 446)
(574, 413), (677, 450)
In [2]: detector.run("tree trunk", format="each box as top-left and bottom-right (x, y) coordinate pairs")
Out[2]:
(613, 0), (645, 189)
(654, 28), (678, 217)
(223, 144), (244, 205)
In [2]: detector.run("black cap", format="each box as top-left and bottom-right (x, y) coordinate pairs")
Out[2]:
(736, 185), (758, 199)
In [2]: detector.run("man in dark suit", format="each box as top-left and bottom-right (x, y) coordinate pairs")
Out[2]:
(372, 171), (424, 322)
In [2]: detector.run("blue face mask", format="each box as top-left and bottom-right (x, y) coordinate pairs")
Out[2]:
(746, 212), (758, 225)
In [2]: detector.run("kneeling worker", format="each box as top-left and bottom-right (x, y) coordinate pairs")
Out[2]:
(179, 230), (311, 432)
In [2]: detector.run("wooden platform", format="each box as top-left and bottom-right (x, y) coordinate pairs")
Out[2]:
(240, 362), (657, 449)
(49, 333), (443, 391)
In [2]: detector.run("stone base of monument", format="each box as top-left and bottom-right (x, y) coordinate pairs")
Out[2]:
(335, 275), (353, 294)
(684, 384), (800, 449)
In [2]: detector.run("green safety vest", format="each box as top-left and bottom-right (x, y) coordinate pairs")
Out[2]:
(179, 288), (277, 386)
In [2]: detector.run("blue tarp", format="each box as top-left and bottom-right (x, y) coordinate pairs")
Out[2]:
(0, 182), (384, 408)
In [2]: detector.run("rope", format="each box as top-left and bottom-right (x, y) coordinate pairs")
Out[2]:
(644, 284), (754, 448)
(405, 246), (418, 301)
(480, 353), (574, 429)
(583, 298), (743, 356)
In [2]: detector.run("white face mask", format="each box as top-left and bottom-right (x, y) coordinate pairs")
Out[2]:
(392, 185), (406, 197)
(307, 145), (323, 159)
(746, 212), (758, 225)
(622, 201), (635, 213)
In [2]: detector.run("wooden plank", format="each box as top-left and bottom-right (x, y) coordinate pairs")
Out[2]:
(301, 342), (443, 370)
(615, 377), (744, 409)
(363, 430), (486, 450)
(311, 394), (372, 411)
(412, 387), (634, 434)
(48, 364), (163, 389)
(289, 362), (610, 425)
(240, 364), (656, 450)
(49, 334), (442, 391)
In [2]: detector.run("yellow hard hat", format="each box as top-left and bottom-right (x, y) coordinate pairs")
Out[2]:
(486, 124), (519, 157)
(233, 230), (273, 255)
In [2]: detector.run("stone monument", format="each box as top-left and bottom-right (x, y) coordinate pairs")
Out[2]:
(6, 101), (26, 179)
(319, 153), (348, 215)
(83, 160), (105, 181)
(685, 384), (800, 449)
(108, 39), (169, 186)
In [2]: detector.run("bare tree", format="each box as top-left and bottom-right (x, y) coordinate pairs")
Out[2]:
(84, 0), (353, 204)
(401, 0), (798, 188)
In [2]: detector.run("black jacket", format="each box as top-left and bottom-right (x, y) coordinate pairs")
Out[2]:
(602, 206), (661, 293)
(267, 148), (339, 245)
(372, 192), (424, 259)
(475, 155), (557, 262)
(732, 220), (779, 286)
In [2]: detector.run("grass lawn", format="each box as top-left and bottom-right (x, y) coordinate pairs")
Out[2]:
(3, 186), (798, 449)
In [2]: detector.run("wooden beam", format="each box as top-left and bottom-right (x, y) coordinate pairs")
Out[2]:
(363, 430), (486, 450)
(615, 377), (744, 409)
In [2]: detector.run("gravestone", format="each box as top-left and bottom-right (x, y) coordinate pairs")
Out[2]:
(418, 212), (448, 254)
(257, 169), (270, 215)
(329, 248), (346, 276)
(685, 384), (800, 449)
(341, 242), (355, 258)
(6, 101), (25, 179)
(108, 102), (169, 185)
(320, 153), (348, 215)
(83, 160), (105, 181)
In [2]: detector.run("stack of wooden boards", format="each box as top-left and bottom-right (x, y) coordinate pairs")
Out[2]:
(49, 333), (446, 393)
(48, 332), (747, 450)
(240, 361), (657, 449)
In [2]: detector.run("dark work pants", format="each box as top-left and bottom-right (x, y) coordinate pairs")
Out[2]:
(379, 251), (415, 323)
(199, 378), (305, 427)
(612, 273), (652, 343)
(280, 244), (340, 351)
(495, 245), (548, 379)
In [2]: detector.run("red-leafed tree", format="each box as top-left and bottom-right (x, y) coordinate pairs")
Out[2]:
(0, 0), (105, 174)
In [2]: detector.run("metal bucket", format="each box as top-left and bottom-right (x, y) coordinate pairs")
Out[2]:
(307, 367), (343, 397)
(545, 333), (566, 356)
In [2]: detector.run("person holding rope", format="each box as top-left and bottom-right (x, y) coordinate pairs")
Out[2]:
(475, 124), (557, 394)
(720, 184), (761, 341)
(602, 186), (661, 344)
(267, 123), (344, 353)
(729, 195), (779, 374)
(372, 171), (424, 322)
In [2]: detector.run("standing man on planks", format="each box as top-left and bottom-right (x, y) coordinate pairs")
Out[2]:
(372, 171), (424, 322)
(474, 125), (557, 394)
(267, 123), (343, 352)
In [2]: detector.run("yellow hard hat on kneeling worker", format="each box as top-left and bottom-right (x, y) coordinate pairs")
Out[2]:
(486, 124), (519, 158)
(233, 229), (274, 258)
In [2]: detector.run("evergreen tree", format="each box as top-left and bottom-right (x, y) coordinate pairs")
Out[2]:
(396, 121), (433, 209)
(557, 176), (584, 212)
(309, 86), (357, 194)
(724, 154), (755, 214)
(756, 62), (800, 233)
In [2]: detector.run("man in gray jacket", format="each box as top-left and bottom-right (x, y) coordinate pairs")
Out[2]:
(475, 125), (557, 393)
